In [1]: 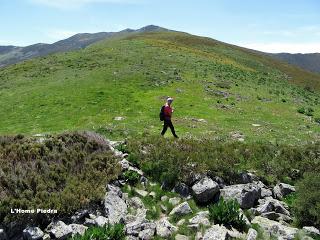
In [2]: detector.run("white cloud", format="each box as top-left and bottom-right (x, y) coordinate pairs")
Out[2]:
(30, 0), (145, 9)
(238, 42), (320, 53)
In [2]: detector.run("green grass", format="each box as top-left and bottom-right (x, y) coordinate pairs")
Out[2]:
(70, 224), (125, 240)
(0, 31), (319, 143)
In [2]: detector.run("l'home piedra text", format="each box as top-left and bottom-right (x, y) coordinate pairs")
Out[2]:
(11, 208), (57, 214)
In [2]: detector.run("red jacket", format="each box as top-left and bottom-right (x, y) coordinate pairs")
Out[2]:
(164, 105), (173, 120)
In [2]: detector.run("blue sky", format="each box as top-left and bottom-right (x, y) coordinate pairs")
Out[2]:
(1, 0), (319, 53)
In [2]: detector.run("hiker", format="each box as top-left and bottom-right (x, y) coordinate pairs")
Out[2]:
(160, 97), (178, 138)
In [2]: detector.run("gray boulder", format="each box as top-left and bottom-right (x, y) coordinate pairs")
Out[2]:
(169, 197), (181, 206)
(155, 218), (177, 238)
(0, 229), (7, 240)
(273, 183), (295, 199)
(169, 202), (193, 216)
(255, 181), (273, 198)
(138, 228), (155, 240)
(22, 227), (44, 240)
(71, 210), (89, 223)
(252, 216), (298, 239)
(105, 185), (127, 224)
(94, 216), (109, 227)
(46, 221), (73, 240)
(126, 220), (156, 237)
(203, 225), (228, 240)
(191, 177), (220, 203)
(256, 198), (290, 216)
(303, 226), (320, 237)
(174, 183), (190, 198)
(246, 228), (258, 240)
(189, 211), (210, 226)
(220, 183), (261, 209)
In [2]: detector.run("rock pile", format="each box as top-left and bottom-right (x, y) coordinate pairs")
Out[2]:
(1, 139), (319, 240)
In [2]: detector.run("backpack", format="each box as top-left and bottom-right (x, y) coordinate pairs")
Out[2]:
(159, 106), (165, 121)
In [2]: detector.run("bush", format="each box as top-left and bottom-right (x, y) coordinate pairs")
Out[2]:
(209, 198), (247, 232)
(297, 107), (305, 114)
(294, 172), (320, 228)
(70, 224), (125, 240)
(126, 136), (320, 186)
(0, 132), (120, 226)
(314, 118), (320, 124)
(123, 170), (140, 185)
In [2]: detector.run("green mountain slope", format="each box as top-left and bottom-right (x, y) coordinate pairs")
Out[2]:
(270, 52), (320, 73)
(0, 30), (319, 143)
(0, 25), (168, 67)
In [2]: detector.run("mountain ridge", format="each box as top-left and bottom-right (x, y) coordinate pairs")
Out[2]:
(0, 25), (168, 67)
(269, 52), (320, 73)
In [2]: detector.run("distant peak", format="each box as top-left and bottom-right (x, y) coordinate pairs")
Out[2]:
(137, 25), (167, 32)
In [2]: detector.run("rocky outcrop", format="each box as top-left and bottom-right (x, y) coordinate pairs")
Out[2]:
(252, 216), (298, 239)
(273, 183), (295, 200)
(104, 184), (128, 224)
(254, 197), (291, 222)
(22, 227), (44, 240)
(220, 183), (261, 209)
(191, 177), (219, 203)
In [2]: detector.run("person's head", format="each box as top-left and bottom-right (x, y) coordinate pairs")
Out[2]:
(166, 97), (173, 105)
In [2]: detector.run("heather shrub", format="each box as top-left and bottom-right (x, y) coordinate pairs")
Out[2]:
(0, 132), (120, 226)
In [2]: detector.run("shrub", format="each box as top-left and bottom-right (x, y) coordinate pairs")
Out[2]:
(70, 224), (125, 240)
(123, 170), (140, 185)
(294, 172), (320, 228)
(314, 118), (320, 124)
(126, 136), (320, 186)
(0, 132), (120, 226)
(209, 198), (247, 232)
(297, 107), (305, 114)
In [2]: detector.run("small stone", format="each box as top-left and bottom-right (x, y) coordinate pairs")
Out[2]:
(46, 221), (72, 240)
(69, 224), (87, 236)
(138, 228), (155, 240)
(94, 216), (109, 227)
(23, 227), (44, 240)
(175, 234), (190, 240)
(189, 211), (210, 226)
(155, 218), (177, 238)
(114, 116), (125, 121)
(149, 191), (156, 198)
(247, 228), (258, 240)
(177, 219), (186, 226)
(135, 189), (148, 197)
(84, 218), (95, 226)
(273, 183), (295, 199)
(169, 202), (193, 216)
(303, 226), (320, 237)
(161, 196), (168, 202)
(203, 225), (228, 240)
(169, 197), (181, 205)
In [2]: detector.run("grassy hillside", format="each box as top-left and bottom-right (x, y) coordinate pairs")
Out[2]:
(0, 31), (319, 143)
(270, 52), (320, 74)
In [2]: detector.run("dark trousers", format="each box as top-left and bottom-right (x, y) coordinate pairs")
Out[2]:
(161, 119), (178, 137)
